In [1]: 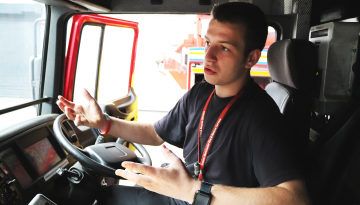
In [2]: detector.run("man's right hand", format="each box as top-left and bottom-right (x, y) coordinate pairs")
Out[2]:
(56, 88), (107, 130)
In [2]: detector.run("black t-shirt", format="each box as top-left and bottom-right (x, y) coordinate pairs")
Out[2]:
(154, 80), (303, 187)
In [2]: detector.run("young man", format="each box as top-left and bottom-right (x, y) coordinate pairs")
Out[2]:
(57, 2), (309, 205)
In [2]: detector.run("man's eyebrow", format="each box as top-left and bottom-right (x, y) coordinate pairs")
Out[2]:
(204, 35), (239, 48)
(219, 41), (239, 48)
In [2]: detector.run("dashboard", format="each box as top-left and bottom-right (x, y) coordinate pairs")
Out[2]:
(0, 128), (66, 188)
(0, 114), (95, 204)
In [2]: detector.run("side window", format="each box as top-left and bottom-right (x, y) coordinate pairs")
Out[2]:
(97, 26), (133, 103)
(65, 15), (138, 104)
(0, 1), (45, 130)
(73, 25), (102, 103)
(250, 26), (277, 89)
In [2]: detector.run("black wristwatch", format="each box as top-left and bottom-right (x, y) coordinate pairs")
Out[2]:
(192, 181), (213, 205)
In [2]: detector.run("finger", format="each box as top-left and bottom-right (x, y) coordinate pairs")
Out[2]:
(65, 107), (76, 120)
(82, 88), (95, 101)
(115, 168), (152, 186)
(74, 114), (82, 126)
(81, 89), (100, 112)
(58, 95), (75, 109)
(161, 144), (181, 164)
(58, 95), (85, 117)
(122, 161), (156, 177)
(56, 100), (65, 112)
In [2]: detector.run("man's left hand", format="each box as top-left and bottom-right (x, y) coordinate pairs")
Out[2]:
(115, 145), (200, 203)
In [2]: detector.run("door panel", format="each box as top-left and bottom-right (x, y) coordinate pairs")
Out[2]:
(101, 88), (138, 122)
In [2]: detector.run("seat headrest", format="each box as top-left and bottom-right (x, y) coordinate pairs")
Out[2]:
(267, 39), (317, 91)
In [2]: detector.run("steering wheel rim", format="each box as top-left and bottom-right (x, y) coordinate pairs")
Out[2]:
(53, 113), (150, 178)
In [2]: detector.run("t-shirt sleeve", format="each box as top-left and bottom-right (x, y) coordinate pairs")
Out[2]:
(154, 91), (190, 148)
(250, 108), (304, 187)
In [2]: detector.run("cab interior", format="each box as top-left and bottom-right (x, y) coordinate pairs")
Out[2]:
(0, 0), (359, 204)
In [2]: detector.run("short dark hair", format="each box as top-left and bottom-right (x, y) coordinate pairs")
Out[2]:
(211, 2), (268, 56)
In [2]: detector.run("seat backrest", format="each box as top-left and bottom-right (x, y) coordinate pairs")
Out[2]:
(307, 104), (360, 205)
(265, 39), (317, 149)
(306, 37), (360, 205)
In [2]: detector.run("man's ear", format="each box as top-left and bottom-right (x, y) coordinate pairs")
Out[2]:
(244, 49), (261, 69)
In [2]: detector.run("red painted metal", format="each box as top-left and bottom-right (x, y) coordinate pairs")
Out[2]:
(64, 14), (139, 100)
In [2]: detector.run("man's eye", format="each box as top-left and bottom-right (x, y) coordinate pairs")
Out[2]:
(205, 41), (210, 47)
(221, 46), (229, 51)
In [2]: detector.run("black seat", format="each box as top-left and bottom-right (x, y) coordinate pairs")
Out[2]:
(265, 39), (317, 149)
(306, 39), (360, 205)
(307, 105), (360, 205)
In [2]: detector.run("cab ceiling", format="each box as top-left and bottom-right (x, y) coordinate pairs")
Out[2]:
(36, 0), (287, 15)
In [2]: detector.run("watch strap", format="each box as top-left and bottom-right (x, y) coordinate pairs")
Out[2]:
(192, 181), (213, 205)
(200, 181), (213, 194)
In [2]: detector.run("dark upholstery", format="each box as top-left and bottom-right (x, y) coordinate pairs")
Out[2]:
(265, 39), (317, 149)
(307, 105), (360, 205)
(306, 38), (360, 205)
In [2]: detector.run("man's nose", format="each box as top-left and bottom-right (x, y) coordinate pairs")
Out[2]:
(205, 46), (216, 62)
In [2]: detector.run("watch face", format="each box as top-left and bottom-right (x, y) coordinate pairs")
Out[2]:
(193, 191), (211, 205)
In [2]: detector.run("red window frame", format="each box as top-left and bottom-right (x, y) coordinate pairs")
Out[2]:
(64, 14), (139, 100)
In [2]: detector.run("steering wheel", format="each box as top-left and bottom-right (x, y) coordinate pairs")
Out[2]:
(53, 113), (151, 178)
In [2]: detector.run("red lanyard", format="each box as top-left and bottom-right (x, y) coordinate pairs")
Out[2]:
(196, 89), (241, 180)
